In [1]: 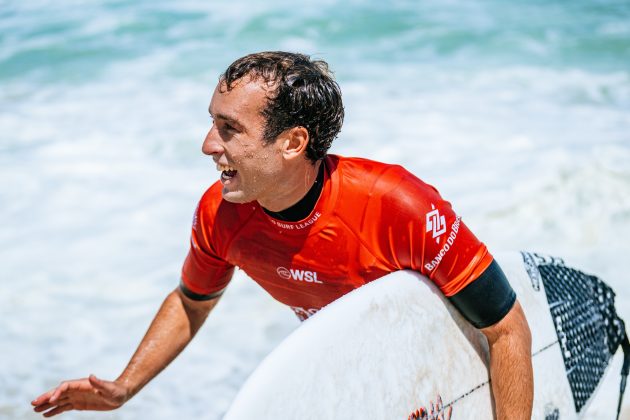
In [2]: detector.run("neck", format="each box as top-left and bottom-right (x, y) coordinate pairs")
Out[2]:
(258, 160), (322, 213)
(263, 160), (325, 221)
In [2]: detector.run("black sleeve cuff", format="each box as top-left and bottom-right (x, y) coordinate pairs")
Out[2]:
(179, 281), (225, 301)
(447, 259), (516, 329)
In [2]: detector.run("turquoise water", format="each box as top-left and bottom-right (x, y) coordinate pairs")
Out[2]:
(2, 1), (630, 419)
(2, 1), (629, 84)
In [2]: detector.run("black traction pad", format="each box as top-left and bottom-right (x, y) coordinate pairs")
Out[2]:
(521, 252), (626, 413)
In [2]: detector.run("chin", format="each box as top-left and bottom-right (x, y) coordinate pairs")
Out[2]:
(221, 189), (252, 204)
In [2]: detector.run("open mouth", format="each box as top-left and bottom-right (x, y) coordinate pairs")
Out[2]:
(217, 163), (238, 181)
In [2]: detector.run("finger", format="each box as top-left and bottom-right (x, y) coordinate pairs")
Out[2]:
(32, 395), (50, 406)
(33, 402), (54, 413)
(43, 403), (73, 418)
(32, 388), (57, 405)
(445, 405), (453, 420)
(35, 396), (70, 413)
(49, 382), (69, 403)
(436, 395), (443, 409)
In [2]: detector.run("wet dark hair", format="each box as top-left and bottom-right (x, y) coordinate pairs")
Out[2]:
(221, 51), (344, 162)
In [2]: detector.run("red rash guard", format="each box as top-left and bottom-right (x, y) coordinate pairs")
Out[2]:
(181, 155), (493, 321)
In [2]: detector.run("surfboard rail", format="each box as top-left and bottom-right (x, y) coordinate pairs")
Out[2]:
(223, 251), (628, 420)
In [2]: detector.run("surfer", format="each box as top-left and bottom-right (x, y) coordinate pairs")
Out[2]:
(32, 51), (533, 419)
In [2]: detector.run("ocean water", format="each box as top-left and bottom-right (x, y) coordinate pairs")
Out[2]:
(1, 0), (629, 419)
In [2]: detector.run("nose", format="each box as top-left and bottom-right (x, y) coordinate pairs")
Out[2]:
(201, 125), (223, 157)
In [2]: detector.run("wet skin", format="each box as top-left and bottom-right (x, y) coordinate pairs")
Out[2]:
(203, 76), (320, 212)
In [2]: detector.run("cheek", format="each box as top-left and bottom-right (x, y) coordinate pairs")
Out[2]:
(235, 139), (263, 161)
(259, 152), (283, 176)
(245, 145), (282, 169)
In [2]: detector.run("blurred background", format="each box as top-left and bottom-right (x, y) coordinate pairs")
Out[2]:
(1, 0), (629, 418)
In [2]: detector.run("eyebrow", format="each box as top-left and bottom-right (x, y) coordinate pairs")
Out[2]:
(208, 109), (242, 127)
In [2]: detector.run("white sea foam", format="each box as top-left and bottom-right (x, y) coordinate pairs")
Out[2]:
(1, 0), (629, 418)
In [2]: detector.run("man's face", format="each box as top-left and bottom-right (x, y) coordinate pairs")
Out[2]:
(203, 77), (285, 205)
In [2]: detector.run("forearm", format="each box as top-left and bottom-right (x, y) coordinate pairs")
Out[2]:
(482, 300), (533, 420)
(116, 288), (218, 400)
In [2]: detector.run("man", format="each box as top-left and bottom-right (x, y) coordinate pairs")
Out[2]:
(32, 52), (533, 419)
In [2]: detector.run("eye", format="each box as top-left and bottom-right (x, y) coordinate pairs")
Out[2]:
(217, 122), (239, 138)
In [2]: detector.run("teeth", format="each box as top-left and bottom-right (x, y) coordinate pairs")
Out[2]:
(217, 163), (236, 172)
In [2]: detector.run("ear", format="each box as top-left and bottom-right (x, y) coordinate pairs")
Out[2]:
(281, 126), (309, 160)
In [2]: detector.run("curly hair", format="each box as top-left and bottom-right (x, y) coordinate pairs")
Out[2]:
(221, 51), (344, 162)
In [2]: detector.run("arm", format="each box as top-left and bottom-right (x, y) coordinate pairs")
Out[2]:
(447, 260), (533, 419)
(481, 299), (533, 420)
(32, 287), (220, 417)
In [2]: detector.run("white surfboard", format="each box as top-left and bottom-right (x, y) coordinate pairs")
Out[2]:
(223, 252), (626, 420)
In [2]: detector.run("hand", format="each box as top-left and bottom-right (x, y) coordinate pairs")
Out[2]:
(31, 374), (130, 417)
(408, 395), (452, 420)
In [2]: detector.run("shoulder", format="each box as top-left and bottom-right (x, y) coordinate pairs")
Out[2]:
(328, 154), (400, 179)
(330, 155), (443, 211)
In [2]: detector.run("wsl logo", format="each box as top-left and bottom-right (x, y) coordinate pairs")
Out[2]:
(277, 267), (323, 284)
(425, 204), (446, 243)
